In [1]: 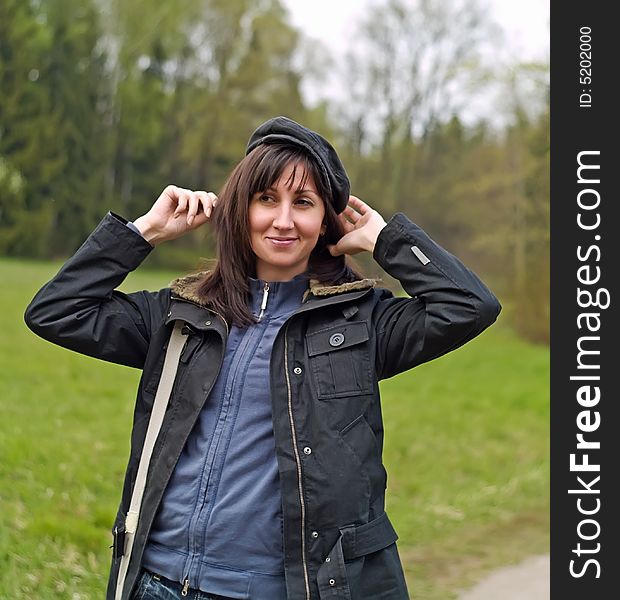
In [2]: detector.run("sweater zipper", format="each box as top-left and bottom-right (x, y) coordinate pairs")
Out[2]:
(284, 322), (311, 600)
(257, 282), (270, 322)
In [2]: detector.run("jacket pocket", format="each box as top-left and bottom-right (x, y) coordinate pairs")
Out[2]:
(340, 415), (387, 493)
(306, 322), (373, 399)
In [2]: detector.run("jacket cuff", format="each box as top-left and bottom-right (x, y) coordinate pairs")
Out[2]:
(87, 211), (156, 269)
(372, 212), (501, 325)
(374, 213), (464, 288)
(126, 220), (147, 239)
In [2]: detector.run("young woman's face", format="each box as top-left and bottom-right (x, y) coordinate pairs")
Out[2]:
(249, 161), (326, 281)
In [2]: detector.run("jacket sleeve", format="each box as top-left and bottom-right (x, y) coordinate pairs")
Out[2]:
(24, 211), (170, 369)
(372, 212), (502, 380)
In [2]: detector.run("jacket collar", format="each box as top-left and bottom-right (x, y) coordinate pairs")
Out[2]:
(169, 270), (378, 306)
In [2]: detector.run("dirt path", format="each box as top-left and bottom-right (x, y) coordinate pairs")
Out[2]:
(457, 554), (549, 600)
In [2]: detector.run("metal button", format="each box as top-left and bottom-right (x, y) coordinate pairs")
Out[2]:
(325, 557), (331, 563)
(329, 333), (345, 347)
(303, 446), (312, 455)
(311, 531), (319, 538)
(205, 321), (211, 326)
(293, 367), (303, 375)
(167, 311), (172, 317)
(329, 579), (336, 586)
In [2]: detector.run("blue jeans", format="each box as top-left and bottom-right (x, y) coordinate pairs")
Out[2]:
(131, 570), (239, 600)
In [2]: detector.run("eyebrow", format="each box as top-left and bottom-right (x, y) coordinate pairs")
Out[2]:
(266, 187), (318, 195)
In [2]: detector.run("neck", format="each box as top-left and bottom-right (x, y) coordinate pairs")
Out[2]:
(254, 262), (309, 282)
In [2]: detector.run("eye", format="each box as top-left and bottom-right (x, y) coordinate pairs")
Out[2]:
(259, 194), (275, 203)
(295, 197), (314, 207)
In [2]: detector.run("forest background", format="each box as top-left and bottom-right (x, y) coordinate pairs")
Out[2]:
(0, 0), (549, 344)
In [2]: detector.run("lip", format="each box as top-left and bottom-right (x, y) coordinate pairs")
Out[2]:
(267, 237), (298, 247)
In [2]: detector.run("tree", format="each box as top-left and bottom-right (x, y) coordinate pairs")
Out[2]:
(336, 0), (499, 215)
(0, 0), (62, 255)
(42, 0), (110, 254)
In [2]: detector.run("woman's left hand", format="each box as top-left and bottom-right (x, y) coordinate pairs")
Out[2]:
(327, 195), (387, 256)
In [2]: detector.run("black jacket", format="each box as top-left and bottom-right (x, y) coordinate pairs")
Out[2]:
(24, 211), (501, 599)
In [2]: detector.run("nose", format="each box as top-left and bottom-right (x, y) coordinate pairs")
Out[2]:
(273, 201), (294, 230)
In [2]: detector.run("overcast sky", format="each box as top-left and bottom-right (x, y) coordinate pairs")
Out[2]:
(280, 0), (549, 124)
(282, 0), (549, 62)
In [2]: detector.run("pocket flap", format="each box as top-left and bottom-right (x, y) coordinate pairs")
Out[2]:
(306, 322), (369, 357)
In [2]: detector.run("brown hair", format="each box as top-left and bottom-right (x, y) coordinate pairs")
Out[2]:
(197, 143), (364, 327)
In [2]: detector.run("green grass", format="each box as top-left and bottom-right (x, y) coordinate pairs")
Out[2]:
(0, 257), (549, 599)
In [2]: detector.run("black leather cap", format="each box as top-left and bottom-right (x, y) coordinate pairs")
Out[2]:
(246, 116), (350, 214)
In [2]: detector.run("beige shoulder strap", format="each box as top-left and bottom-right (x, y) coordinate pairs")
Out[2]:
(115, 320), (187, 600)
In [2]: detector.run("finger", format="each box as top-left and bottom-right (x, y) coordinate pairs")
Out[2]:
(342, 206), (361, 223)
(174, 190), (190, 216)
(338, 212), (355, 232)
(327, 243), (343, 257)
(180, 192), (191, 217)
(163, 185), (179, 202)
(199, 191), (218, 214)
(186, 193), (200, 225)
(196, 191), (213, 219)
(347, 195), (370, 213)
(194, 192), (209, 217)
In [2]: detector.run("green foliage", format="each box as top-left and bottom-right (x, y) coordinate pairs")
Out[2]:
(0, 157), (27, 252)
(42, 0), (110, 254)
(3, 258), (548, 598)
(339, 103), (550, 344)
(0, 0), (66, 254)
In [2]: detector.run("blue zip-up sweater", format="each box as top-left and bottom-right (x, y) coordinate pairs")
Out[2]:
(141, 263), (309, 599)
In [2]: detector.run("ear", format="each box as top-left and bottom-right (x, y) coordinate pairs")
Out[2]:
(320, 223), (326, 236)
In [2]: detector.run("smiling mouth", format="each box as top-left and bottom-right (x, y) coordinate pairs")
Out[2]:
(267, 237), (298, 247)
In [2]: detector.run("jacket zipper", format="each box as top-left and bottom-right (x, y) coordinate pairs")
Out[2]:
(284, 322), (311, 600)
(257, 282), (270, 322)
(181, 578), (190, 596)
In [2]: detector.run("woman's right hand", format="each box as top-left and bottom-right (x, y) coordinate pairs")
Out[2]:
(133, 185), (218, 246)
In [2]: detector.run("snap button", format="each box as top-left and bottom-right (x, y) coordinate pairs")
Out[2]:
(325, 557), (331, 563)
(329, 333), (345, 347)
(311, 531), (319, 538)
(411, 245), (430, 265)
(205, 320), (211, 326)
(167, 311), (172, 317)
(303, 446), (312, 455)
(329, 579), (336, 586)
(293, 367), (303, 375)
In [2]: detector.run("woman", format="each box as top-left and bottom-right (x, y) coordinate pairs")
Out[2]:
(24, 116), (501, 600)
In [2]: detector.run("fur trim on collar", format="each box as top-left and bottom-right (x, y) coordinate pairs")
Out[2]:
(169, 271), (378, 306)
(169, 271), (210, 306)
(303, 278), (377, 301)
